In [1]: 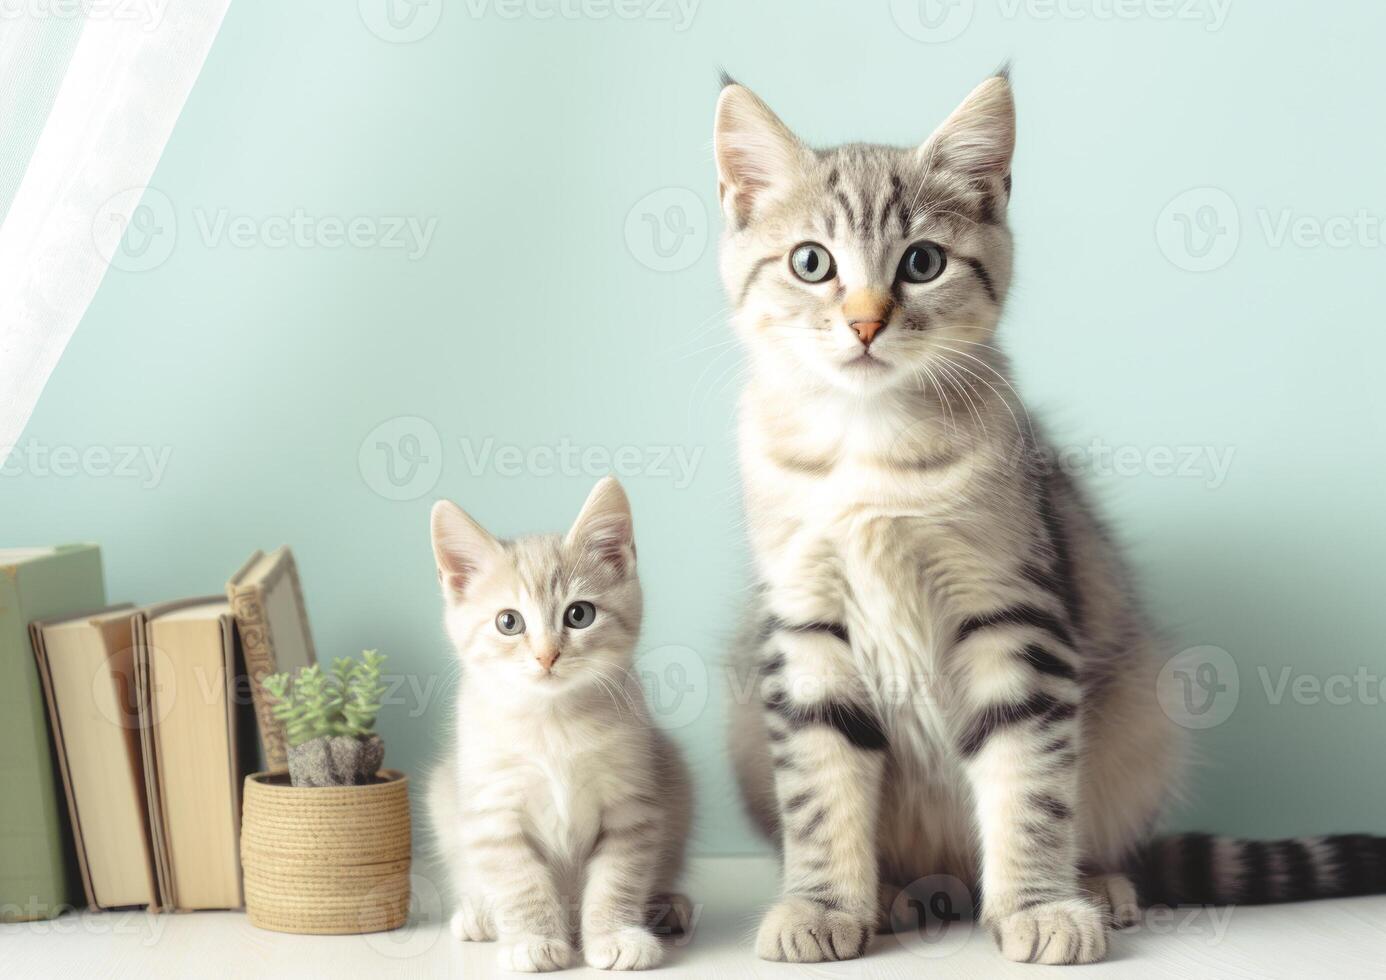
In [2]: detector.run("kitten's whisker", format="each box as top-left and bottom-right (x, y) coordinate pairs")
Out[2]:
(933, 357), (989, 438)
(933, 343), (1035, 442)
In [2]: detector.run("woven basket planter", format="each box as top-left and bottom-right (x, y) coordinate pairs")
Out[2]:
(241, 769), (411, 935)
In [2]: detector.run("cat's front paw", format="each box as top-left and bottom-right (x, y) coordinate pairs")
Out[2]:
(583, 925), (664, 970)
(449, 900), (496, 942)
(497, 934), (575, 972)
(755, 896), (872, 963)
(991, 898), (1108, 965)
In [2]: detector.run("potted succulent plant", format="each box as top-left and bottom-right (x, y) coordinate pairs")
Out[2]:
(240, 650), (411, 935)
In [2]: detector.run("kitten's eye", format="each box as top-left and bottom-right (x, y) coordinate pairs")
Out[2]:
(564, 601), (596, 630)
(897, 241), (947, 284)
(495, 610), (525, 635)
(789, 242), (835, 283)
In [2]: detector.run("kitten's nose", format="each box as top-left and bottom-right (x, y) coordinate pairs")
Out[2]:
(843, 289), (892, 347)
(536, 646), (560, 672)
(851, 320), (885, 346)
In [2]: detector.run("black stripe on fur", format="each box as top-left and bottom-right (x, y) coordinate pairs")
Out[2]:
(768, 617), (849, 644)
(1136, 833), (1386, 906)
(1031, 470), (1085, 630)
(764, 692), (887, 751)
(960, 256), (997, 303)
(1020, 644), (1081, 682)
(957, 692), (1072, 758)
(955, 603), (1075, 650)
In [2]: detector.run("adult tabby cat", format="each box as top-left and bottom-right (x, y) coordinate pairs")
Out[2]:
(717, 71), (1386, 965)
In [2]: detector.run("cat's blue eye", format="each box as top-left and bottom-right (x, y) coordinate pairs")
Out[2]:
(789, 242), (835, 283)
(897, 241), (947, 284)
(495, 609), (525, 635)
(564, 601), (596, 630)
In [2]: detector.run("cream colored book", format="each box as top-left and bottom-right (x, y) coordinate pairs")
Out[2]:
(137, 598), (250, 911)
(226, 548), (318, 772)
(31, 607), (159, 910)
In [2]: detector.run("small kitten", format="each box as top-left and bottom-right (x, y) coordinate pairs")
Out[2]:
(426, 477), (692, 972)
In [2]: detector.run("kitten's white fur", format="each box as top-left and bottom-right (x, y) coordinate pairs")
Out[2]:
(426, 478), (691, 972)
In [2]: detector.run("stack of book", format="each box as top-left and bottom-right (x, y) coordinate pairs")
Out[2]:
(0, 544), (318, 919)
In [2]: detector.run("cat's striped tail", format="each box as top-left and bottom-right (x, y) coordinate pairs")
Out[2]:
(1134, 833), (1386, 906)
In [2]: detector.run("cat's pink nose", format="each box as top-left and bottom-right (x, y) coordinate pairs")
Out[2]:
(536, 646), (559, 672)
(843, 289), (892, 347)
(851, 320), (885, 345)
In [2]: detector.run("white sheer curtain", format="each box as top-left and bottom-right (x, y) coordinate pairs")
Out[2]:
(0, 1), (231, 465)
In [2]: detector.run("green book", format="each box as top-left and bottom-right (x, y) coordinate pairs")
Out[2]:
(0, 545), (106, 921)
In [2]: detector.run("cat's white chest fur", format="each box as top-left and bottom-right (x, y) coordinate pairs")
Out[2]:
(515, 735), (605, 863)
(745, 433), (988, 765)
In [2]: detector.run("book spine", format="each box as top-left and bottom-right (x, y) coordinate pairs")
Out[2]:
(228, 586), (287, 771)
(0, 548), (103, 920)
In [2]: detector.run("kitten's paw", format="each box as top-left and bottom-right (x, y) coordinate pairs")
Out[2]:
(1084, 873), (1141, 929)
(991, 898), (1108, 965)
(645, 892), (693, 935)
(755, 896), (872, 963)
(583, 926), (665, 971)
(449, 900), (496, 942)
(496, 934), (575, 972)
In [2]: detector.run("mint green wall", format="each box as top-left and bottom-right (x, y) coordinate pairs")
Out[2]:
(6, 1), (1386, 854)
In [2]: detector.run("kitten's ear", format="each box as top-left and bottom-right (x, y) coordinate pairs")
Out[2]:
(566, 477), (635, 575)
(714, 80), (810, 227)
(430, 499), (501, 597)
(918, 73), (1015, 181)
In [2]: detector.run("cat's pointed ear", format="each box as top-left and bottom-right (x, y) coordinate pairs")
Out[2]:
(714, 79), (810, 227)
(431, 499), (501, 597)
(918, 72), (1015, 182)
(566, 477), (635, 575)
